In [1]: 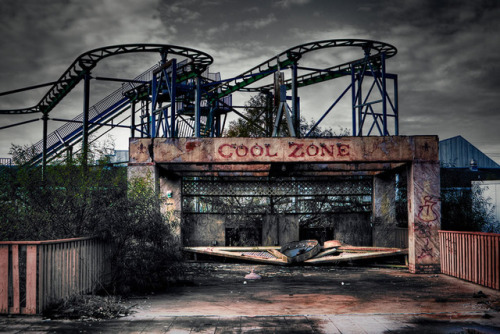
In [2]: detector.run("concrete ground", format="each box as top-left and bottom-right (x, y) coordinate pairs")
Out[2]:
(1, 263), (500, 333)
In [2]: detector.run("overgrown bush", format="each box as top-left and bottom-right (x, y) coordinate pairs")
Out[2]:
(0, 144), (183, 294)
(441, 185), (496, 232)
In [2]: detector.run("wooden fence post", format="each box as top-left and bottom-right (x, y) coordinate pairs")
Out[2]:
(0, 245), (8, 313)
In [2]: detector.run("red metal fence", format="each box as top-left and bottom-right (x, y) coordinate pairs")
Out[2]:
(0, 237), (111, 315)
(439, 231), (500, 290)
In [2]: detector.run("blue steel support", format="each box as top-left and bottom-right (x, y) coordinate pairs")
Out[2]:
(357, 72), (363, 136)
(42, 113), (48, 179)
(151, 73), (158, 137)
(170, 59), (177, 137)
(394, 75), (399, 135)
(82, 72), (90, 167)
(305, 84), (351, 137)
(215, 113), (221, 137)
(143, 102), (149, 138)
(207, 106), (215, 137)
(351, 65), (356, 136)
(194, 76), (201, 137)
(131, 101), (135, 137)
(291, 63), (299, 137)
(381, 53), (388, 135)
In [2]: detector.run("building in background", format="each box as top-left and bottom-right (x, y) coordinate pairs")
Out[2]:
(440, 135), (500, 169)
(108, 150), (129, 166)
(440, 136), (500, 232)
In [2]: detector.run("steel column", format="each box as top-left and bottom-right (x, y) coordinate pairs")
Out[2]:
(381, 53), (388, 135)
(41, 113), (48, 179)
(357, 73), (363, 136)
(266, 92), (272, 136)
(394, 75), (399, 135)
(170, 59), (177, 137)
(215, 114), (221, 137)
(131, 101), (136, 138)
(291, 63), (299, 137)
(151, 73), (157, 137)
(82, 72), (90, 167)
(351, 66), (356, 136)
(194, 76), (201, 137)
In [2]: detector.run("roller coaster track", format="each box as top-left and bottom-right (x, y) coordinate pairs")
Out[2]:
(1, 39), (394, 118)
(0, 44), (213, 115)
(1, 39), (397, 164)
(210, 39), (397, 98)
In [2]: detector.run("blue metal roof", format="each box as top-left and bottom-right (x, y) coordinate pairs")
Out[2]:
(439, 136), (500, 168)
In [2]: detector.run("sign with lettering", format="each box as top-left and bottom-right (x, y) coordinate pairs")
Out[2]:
(217, 142), (350, 159)
(148, 136), (438, 164)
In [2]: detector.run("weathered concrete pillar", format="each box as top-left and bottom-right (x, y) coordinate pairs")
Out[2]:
(262, 215), (299, 246)
(278, 215), (299, 245)
(407, 161), (441, 273)
(128, 138), (181, 243)
(128, 138), (159, 193)
(372, 172), (397, 247)
(262, 215), (278, 246)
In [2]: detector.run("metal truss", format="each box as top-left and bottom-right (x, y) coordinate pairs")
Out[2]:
(0, 39), (399, 170)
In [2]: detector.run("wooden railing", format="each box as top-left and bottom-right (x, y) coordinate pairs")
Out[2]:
(439, 231), (499, 290)
(0, 237), (111, 315)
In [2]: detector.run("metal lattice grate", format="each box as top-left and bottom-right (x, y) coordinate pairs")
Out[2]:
(182, 177), (371, 197)
(182, 176), (372, 214)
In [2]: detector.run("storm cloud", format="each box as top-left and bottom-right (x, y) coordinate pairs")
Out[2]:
(1, 0), (499, 163)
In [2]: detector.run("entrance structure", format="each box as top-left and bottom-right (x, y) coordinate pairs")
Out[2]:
(0, 39), (441, 273)
(129, 136), (440, 274)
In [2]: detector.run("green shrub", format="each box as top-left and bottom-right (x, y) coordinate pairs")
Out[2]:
(0, 144), (183, 294)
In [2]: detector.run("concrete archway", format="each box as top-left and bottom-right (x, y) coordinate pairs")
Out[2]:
(128, 135), (440, 274)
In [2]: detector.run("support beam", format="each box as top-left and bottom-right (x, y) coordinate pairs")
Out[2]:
(351, 66), (356, 136)
(82, 72), (91, 168)
(381, 52), (388, 136)
(41, 113), (48, 179)
(407, 161), (441, 273)
(170, 59), (177, 138)
(194, 76), (201, 137)
(394, 75), (399, 135)
(372, 172), (397, 247)
(291, 63), (299, 136)
(151, 73), (158, 138)
(131, 101), (136, 138)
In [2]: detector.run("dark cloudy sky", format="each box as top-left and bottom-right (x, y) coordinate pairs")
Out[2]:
(1, 0), (499, 163)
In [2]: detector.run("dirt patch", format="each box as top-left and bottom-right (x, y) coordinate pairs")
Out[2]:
(124, 263), (500, 320)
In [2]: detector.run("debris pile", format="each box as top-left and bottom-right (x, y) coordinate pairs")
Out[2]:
(184, 240), (407, 266)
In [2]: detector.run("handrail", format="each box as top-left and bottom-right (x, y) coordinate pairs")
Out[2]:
(210, 39), (397, 98)
(0, 236), (96, 245)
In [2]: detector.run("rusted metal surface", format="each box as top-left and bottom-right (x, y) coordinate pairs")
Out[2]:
(439, 231), (500, 290)
(184, 246), (288, 265)
(280, 240), (320, 263)
(304, 248), (408, 264)
(147, 136), (438, 165)
(158, 162), (407, 176)
(183, 243), (408, 266)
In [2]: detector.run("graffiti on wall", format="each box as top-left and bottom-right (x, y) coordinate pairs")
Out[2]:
(415, 195), (440, 260)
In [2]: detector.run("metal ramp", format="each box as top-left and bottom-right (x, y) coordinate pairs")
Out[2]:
(31, 65), (158, 164)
